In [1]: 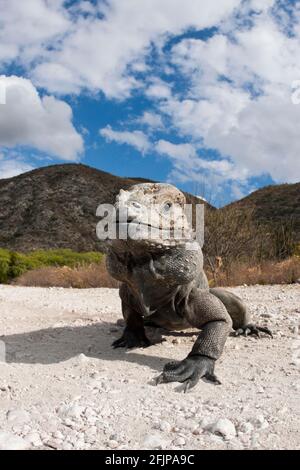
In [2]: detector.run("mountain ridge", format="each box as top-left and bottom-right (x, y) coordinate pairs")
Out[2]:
(0, 163), (299, 252)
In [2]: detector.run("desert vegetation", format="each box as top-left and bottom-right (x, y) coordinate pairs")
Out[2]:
(0, 249), (103, 283)
(0, 206), (299, 288)
(203, 207), (299, 286)
(14, 262), (119, 289)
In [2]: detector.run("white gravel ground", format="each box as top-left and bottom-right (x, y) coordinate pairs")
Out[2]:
(0, 284), (299, 450)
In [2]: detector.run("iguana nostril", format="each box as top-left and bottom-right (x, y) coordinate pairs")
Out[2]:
(131, 201), (141, 209)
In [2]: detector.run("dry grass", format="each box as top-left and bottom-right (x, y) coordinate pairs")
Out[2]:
(207, 257), (300, 287)
(13, 261), (119, 289)
(13, 256), (300, 289)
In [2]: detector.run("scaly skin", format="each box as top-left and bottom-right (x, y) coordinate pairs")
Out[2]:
(106, 183), (272, 390)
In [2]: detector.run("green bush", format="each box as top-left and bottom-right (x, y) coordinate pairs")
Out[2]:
(0, 249), (103, 283)
(294, 244), (300, 257)
(0, 248), (11, 283)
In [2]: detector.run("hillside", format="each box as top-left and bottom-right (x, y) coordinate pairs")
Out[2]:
(0, 163), (204, 252)
(225, 183), (300, 242)
(0, 163), (298, 254)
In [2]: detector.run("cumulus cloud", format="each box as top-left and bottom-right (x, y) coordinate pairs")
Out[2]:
(100, 126), (151, 154)
(0, 0), (69, 65)
(157, 5), (300, 186)
(155, 140), (197, 162)
(1, 0), (300, 196)
(0, 75), (83, 160)
(155, 139), (247, 181)
(138, 111), (164, 129)
(0, 0), (241, 98)
(0, 152), (34, 179)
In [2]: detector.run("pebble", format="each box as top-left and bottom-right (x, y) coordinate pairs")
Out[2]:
(173, 437), (186, 446)
(228, 438), (244, 450)
(24, 432), (42, 447)
(200, 416), (213, 430)
(107, 440), (119, 449)
(251, 415), (269, 429)
(143, 433), (169, 450)
(6, 409), (30, 425)
(210, 418), (236, 440)
(239, 422), (254, 434)
(0, 432), (30, 450)
(57, 403), (84, 420)
(158, 421), (172, 432)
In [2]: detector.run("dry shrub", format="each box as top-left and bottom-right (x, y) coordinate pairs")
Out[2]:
(13, 254), (300, 289)
(204, 207), (297, 282)
(207, 257), (300, 287)
(13, 261), (119, 289)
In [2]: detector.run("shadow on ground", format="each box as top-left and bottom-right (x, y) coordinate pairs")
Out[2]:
(1, 322), (197, 373)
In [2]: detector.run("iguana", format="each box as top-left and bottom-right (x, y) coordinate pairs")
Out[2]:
(105, 183), (272, 391)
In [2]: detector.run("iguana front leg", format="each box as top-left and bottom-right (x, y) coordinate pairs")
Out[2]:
(112, 283), (151, 349)
(155, 290), (232, 391)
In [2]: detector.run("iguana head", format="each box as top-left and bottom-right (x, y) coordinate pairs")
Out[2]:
(108, 182), (194, 252)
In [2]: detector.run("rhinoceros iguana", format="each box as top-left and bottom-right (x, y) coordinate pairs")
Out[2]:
(105, 183), (271, 391)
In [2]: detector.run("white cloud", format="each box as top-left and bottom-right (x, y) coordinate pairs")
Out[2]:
(157, 6), (300, 186)
(138, 111), (164, 129)
(145, 79), (172, 100)
(155, 139), (247, 181)
(0, 0), (69, 65)
(0, 76), (83, 160)
(0, 0), (241, 98)
(155, 140), (197, 162)
(100, 126), (151, 154)
(154, 139), (251, 204)
(1, 0), (300, 196)
(0, 153), (34, 179)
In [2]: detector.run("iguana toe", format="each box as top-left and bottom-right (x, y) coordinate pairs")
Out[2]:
(233, 323), (273, 338)
(154, 356), (220, 391)
(112, 329), (151, 349)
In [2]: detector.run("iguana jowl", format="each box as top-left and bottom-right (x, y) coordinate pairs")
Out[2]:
(105, 183), (271, 391)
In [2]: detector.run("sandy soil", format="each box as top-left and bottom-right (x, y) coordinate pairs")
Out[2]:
(0, 284), (299, 450)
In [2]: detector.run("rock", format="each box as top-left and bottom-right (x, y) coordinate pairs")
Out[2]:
(0, 432), (30, 450)
(210, 418), (236, 440)
(200, 416), (213, 430)
(61, 442), (73, 450)
(107, 440), (119, 449)
(172, 338), (181, 344)
(158, 421), (172, 432)
(143, 433), (168, 450)
(251, 414), (269, 430)
(192, 427), (202, 436)
(173, 437), (186, 446)
(57, 403), (84, 420)
(52, 431), (65, 440)
(24, 432), (42, 447)
(239, 422), (254, 434)
(6, 409), (30, 425)
(227, 438), (244, 450)
(75, 353), (89, 363)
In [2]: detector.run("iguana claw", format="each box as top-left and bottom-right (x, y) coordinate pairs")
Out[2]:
(233, 323), (273, 338)
(112, 328), (151, 349)
(154, 355), (221, 392)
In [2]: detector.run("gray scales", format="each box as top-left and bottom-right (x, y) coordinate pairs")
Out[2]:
(105, 183), (272, 392)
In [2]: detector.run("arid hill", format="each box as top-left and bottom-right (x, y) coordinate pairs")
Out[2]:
(0, 163), (298, 255)
(226, 182), (300, 242)
(0, 163), (205, 252)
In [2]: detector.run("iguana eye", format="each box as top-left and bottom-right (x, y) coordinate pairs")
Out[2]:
(162, 202), (172, 213)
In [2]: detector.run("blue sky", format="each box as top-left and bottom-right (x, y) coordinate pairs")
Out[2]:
(0, 0), (300, 206)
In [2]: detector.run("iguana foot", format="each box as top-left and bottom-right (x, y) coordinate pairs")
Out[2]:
(155, 356), (221, 392)
(232, 323), (273, 338)
(112, 328), (151, 349)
